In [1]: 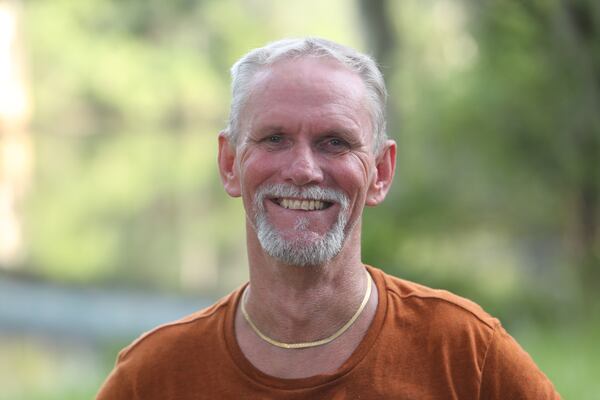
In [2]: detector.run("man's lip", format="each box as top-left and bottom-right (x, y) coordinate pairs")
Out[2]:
(269, 197), (334, 211)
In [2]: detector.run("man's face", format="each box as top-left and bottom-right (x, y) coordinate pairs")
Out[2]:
(222, 57), (387, 266)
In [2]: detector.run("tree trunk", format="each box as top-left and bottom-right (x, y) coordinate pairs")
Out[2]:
(357, 0), (396, 68)
(560, 0), (600, 307)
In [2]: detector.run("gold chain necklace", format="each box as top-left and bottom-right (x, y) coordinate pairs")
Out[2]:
(240, 269), (372, 349)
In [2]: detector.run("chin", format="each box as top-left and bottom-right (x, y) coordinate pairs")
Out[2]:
(258, 227), (346, 267)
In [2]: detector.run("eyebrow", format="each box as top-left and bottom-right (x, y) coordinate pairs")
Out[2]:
(255, 125), (285, 134)
(321, 128), (358, 138)
(254, 124), (360, 136)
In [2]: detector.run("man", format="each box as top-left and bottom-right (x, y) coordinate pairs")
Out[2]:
(97, 38), (559, 399)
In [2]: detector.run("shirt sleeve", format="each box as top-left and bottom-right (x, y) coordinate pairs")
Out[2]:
(479, 324), (561, 399)
(96, 353), (136, 400)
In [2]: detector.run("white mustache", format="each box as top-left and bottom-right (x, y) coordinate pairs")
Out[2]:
(253, 184), (349, 212)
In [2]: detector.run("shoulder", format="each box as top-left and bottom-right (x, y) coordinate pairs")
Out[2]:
(97, 290), (241, 399)
(369, 267), (560, 398)
(378, 268), (497, 327)
(369, 266), (500, 349)
(116, 289), (237, 363)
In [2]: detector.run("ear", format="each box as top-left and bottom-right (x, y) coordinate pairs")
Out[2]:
(218, 131), (241, 197)
(366, 140), (396, 206)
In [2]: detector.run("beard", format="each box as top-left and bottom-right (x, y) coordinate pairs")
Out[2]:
(253, 183), (350, 267)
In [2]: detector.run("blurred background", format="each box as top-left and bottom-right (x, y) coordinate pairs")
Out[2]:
(0, 0), (598, 398)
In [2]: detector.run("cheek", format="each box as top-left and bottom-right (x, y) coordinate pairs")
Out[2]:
(238, 151), (278, 193)
(339, 154), (373, 191)
(323, 164), (369, 213)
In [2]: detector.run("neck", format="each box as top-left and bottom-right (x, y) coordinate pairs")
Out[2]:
(242, 225), (368, 344)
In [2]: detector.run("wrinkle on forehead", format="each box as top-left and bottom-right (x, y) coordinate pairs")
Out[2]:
(239, 58), (371, 132)
(250, 57), (367, 104)
(248, 107), (365, 138)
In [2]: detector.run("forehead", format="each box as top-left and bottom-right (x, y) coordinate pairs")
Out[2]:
(241, 58), (371, 133)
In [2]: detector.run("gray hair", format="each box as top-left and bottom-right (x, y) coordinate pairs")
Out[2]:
(224, 37), (388, 154)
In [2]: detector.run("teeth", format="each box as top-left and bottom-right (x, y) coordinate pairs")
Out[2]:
(279, 198), (326, 211)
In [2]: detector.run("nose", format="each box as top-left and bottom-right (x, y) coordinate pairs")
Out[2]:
(281, 144), (324, 186)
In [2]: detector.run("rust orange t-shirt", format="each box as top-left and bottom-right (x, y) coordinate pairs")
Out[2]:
(97, 266), (560, 399)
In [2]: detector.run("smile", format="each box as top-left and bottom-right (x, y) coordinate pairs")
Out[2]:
(272, 198), (333, 211)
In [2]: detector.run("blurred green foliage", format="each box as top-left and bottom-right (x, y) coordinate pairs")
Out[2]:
(2, 0), (599, 398)
(361, 0), (599, 321)
(20, 0), (362, 293)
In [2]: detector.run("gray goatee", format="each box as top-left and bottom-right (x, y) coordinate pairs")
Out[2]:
(253, 184), (350, 267)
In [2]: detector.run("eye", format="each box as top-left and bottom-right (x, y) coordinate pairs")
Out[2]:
(259, 133), (289, 150)
(267, 134), (283, 143)
(320, 137), (351, 153)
